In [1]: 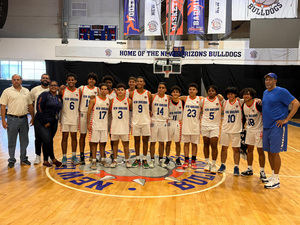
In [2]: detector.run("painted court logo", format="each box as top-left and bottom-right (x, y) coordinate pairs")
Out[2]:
(248, 0), (282, 16)
(47, 149), (225, 198)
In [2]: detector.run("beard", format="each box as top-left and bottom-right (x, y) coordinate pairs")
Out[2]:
(41, 81), (50, 86)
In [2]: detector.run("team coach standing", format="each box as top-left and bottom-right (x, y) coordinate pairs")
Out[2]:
(262, 73), (299, 189)
(0, 74), (34, 168)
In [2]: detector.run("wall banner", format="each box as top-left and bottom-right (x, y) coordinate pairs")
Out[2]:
(187, 0), (205, 34)
(124, 0), (140, 36)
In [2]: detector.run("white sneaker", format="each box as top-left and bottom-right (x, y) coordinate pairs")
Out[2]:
(34, 155), (41, 165)
(204, 163), (211, 171)
(159, 159), (167, 168)
(210, 164), (217, 173)
(149, 160), (155, 168)
(264, 178), (280, 189)
(126, 161), (132, 168)
(262, 175), (273, 184)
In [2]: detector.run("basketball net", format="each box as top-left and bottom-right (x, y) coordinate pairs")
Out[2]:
(164, 70), (170, 78)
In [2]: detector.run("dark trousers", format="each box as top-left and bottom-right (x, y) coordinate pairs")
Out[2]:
(34, 119), (58, 161)
(34, 126), (43, 156)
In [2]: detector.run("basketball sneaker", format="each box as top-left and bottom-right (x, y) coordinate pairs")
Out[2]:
(261, 175), (273, 184)
(71, 156), (79, 165)
(175, 158), (182, 166)
(132, 159), (141, 168)
(182, 161), (189, 169)
(164, 157), (170, 166)
(90, 161), (97, 170)
(142, 160), (150, 169)
(159, 159), (167, 168)
(241, 168), (253, 176)
(191, 161), (197, 169)
(62, 156), (67, 166)
(260, 171), (267, 181)
(34, 155), (41, 165)
(79, 156), (85, 165)
(110, 160), (117, 168)
(126, 161), (132, 168)
(210, 164), (217, 173)
(149, 160), (155, 168)
(233, 166), (240, 176)
(264, 178), (280, 189)
(204, 163), (211, 171)
(217, 164), (226, 173)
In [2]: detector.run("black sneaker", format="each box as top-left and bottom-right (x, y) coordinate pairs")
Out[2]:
(260, 171), (267, 181)
(233, 166), (240, 176)
(175, 158), (182, 166)
(8, 162), (15, 168)
(241, 168), (253, 176)
(79, 157), (85, 165)
(164, 157), (170, 166)
(21, 159), (31, 165)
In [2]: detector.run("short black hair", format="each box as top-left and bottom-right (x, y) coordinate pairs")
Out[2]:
(99, 83), (108, 89)
(188, 83), (198, 90)
(207, 85), (218, 94)
(240, 87), (256, 98)
(170, 85), (181, 93)
(128, 76), (136, 81)
(102, 75), (114, 83)
(88, 72), (98, 83)
(158, 82), (167, 88)
(66, 73), (77, 81)
(225, 87), (238, 96)
(116, 83), (126, 89)
(136, 76), (145, 81)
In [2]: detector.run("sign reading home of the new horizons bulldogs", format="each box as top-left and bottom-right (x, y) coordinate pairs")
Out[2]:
(232, 0), (298, 21)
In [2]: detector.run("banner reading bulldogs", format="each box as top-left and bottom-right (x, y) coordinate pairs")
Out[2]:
(145, 0), (161, 36)
(232, 0), (298, 21)
(124, 0), (140, 36)
(208, 0), (227, 34)
(187, 0), (205, 34)
(166, 0), (184, 35)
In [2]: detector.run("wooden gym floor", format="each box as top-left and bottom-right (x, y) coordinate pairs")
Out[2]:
(0, 119), (299, 225)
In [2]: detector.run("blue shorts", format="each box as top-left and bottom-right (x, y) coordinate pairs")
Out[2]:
(263, 125), (288, 153)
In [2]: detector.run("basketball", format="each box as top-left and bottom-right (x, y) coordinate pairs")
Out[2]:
(253, 0), (278, 6)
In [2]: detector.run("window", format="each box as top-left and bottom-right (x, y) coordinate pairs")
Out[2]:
(0, 61), (46, 80)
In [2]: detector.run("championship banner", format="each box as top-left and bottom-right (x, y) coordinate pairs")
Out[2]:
(232, 0), (298, 21)
(187, 0), (205, 34)
(124, 0), (140, 36)
(208, 0), (227, 34)
(166, 0), (184, 36)
(145, 0), (161, 36)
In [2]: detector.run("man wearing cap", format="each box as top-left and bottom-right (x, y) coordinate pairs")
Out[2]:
(0, 74), (34, 168)
(262, 73), (299, 189)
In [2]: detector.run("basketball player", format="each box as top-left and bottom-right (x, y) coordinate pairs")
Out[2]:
(149, 82), (169, 168)
(78, 73), (99, 165)
(110, 83), (132, 168)
(126, 76), (136, 98)
(129, 76), (152, 169)
(181, 83), (202, 169)
(218, 87), (243, 175)
(30, 74), (50, 164)
(102, 75), (116, 100)
(240, 88), (266, 180)
(201, 85), (222, 173)
(87, 83), (110, 170)
(60, 73), (80, 166)
(165, 86), (184, 166)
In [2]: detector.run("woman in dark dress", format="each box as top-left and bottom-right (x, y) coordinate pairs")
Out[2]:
(34, 80), (63, 167)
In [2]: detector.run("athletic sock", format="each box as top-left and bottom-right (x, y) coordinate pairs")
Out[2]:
(260, 167), (265, 172)
(184, 157), (189, 162)
(205, 158), (209, 163)
(248, 165), (253, 170)
(159, 157), (163, 160)
(63, 154), (67, 158)
(191, 156), (196, 161)
(212, 160), (216, 165)
(72, 152), (76, 157)
(92, 159), (96, 162)
(273, 174), (279, 181)
(234, 164), (239, 168)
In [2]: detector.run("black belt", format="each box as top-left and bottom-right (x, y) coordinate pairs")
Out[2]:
(7, 114), (27, 118)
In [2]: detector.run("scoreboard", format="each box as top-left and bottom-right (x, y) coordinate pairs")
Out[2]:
(79, 25), (117, 41)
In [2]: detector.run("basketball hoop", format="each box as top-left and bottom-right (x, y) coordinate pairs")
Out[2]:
(164, 70), (170, 78)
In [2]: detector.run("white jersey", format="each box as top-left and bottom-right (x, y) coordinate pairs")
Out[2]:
(201, 97), (222, 128)
(107, 90), (116, 100)
(61, 87), (80, 125)
(132, 89), (151, 126)
(126, 89), (135, 98)
(111, 97), (130, 135)
(151, 94), (169, 122)
(243, 99), (263, 132)
(91, 96), (110, 131)
(30, 85), (49, 114)
(222, 99), (243, 133)
(79, 85), (99, 112)
(182, 96), (201, 135)
(168, 100), (183, 122)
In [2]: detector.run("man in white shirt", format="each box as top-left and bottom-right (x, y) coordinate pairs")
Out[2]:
(0, 74), (34, 168)
(30, 74), (50, 164)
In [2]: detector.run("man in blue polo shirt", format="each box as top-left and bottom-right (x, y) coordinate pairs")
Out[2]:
(262, 73), (299, 189)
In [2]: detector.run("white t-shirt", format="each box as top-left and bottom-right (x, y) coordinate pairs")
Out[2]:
(0, 86), (32, 116)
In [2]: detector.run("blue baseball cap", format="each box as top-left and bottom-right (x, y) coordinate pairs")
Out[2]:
(264, 73), (277, 79)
